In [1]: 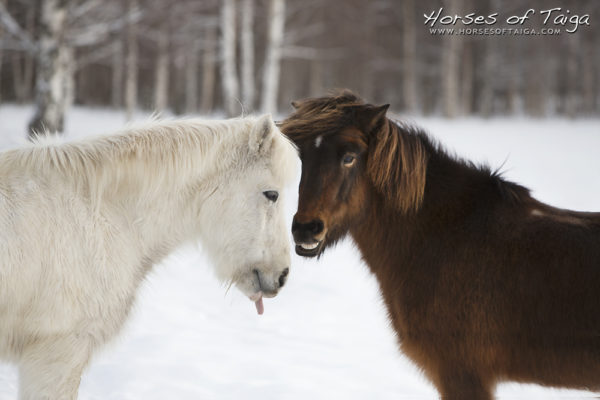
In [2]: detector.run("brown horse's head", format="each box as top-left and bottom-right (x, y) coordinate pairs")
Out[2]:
(280, 91), (427, 257)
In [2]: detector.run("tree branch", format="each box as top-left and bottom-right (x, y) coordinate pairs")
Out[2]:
(281, 45), (345, 60)
(67, 7), (144, 48)
(0, 2), (36, 53)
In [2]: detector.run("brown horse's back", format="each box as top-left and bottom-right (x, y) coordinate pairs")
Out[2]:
(367, 192), (600, 396)
(490, 201), (600, 389)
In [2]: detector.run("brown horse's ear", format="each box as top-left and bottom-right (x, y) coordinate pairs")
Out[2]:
(345, 104), (390, 134)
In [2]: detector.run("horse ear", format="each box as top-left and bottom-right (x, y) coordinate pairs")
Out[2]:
(346, 104), (390, 134)
(249, 114), (275, 155)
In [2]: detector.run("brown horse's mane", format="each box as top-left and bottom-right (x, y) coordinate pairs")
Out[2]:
(282, 90), (530, 213)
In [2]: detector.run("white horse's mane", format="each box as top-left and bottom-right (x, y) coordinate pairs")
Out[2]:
(0, 116), (297, 204)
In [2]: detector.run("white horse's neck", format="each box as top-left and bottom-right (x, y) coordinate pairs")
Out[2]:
(96, 119), (253, 260)
(6, 119), (255, 265)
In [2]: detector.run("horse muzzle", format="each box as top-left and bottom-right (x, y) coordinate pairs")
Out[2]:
(253, 268), (289, 295)
(292, 216), (326, 257)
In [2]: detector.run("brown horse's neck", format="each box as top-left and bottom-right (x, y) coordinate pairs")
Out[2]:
(350, 130), (526, 295)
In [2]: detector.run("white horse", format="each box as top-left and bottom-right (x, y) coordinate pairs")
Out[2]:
(0, 115), (297, 399)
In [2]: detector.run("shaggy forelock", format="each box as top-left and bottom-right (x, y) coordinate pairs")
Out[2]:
(280, 90), (364, 145)
(282, 90), (429, 214)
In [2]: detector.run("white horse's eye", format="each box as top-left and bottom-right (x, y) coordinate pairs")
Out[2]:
(263, 190), (279, 202)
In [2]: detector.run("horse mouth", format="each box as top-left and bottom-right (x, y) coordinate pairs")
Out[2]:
(295, 241), (322, 257)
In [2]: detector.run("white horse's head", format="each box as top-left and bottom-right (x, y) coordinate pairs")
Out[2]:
(198, 115), (297, 314)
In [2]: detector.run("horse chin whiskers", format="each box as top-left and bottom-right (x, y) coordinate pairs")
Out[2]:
(223, 280), (234, 297)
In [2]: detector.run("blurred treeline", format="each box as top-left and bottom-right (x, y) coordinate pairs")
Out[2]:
(0, 0), (598, 136)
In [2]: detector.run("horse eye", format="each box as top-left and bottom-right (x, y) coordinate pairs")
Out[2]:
(263, 190), (279, 202)
(342, 154), (356, 166)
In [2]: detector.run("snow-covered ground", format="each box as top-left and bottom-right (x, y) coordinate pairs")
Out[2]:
(1, 105), (599, 399)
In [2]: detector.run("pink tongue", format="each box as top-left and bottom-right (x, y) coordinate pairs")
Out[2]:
(255, 297), (264, 315)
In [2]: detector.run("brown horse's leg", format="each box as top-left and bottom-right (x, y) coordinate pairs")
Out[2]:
(436, 369), (493, 400)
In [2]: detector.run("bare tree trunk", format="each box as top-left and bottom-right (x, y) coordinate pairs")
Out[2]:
(12, 55), (23, 101)
(402, 0), (417, 112)
(12, 4), (35, 103)
(185, 43), (199, 114)
(309, 59), (323, 97)
(112, 40), (123, 108)
(360, 2), (375, 101)
(154, 20), (169, 113)
(29, 0), (73, 137)
(505, 39), (519, 114)
(565, 33), (579, 118)
(0, 46), (2, 104)
(261, 0), (285, 114)
(479, 40), (497, 117)
(458, 0), (472, 115)
(240, 0), (255, 111)
(581, 39), (594, 115)
(220, 0), (239, 117)
(460, 41), (473, 115)
(200, 24), (216, 114)
(0, 0), (3, 104)
(22, 3), (35, 101)
(441, 0), (462, 118)
(525, 58), (545, 116)
(125, 0), (138, 121)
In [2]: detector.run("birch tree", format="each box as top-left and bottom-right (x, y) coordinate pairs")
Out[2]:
(581, 38), (595, 114)
(565, 33), (579, 118)
(125, 0), (138, 121)
(441, 0), (462, 118)
(29, 0), (73, 137)
(185, 42), (199, 113)
(402, 0), (417, 112)
(11, 2), (35, 103)
(201, 23), (217, 114)
(460, 42), (473, 115)
(154, 19), (169, 113)
(240, 0), (255, 111)
(112, 40), (123, 108)
(0, 0), (4, 104)
(260, 0), (285, 114)
(220, 0), (239, 117)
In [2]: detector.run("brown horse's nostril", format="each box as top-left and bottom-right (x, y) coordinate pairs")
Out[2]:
(278, 267), (289, 288)
(292, 219), (324, 235)
(309, 220), (324, 235)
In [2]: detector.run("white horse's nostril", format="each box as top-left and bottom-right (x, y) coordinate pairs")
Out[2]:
(253, 269), (261, 287)
(278, 268), (289, 288)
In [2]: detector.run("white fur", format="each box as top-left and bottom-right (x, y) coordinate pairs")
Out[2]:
(0, 115), (297, 399)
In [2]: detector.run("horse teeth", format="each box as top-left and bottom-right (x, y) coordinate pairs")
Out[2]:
(300, 243), (319, 250)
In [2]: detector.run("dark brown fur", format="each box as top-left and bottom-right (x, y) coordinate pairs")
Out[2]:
(281, 91), (600, 399)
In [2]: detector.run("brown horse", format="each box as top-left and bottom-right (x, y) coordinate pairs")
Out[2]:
(280, 91), (600, 399)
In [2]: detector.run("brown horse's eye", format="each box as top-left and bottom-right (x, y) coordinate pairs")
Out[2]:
(342, 154), (356, 167)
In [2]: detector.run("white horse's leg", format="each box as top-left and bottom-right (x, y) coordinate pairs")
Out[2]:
(18, 335), (92, 400)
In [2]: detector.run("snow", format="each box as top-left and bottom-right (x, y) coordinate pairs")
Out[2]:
(1, 105), (599, 399)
